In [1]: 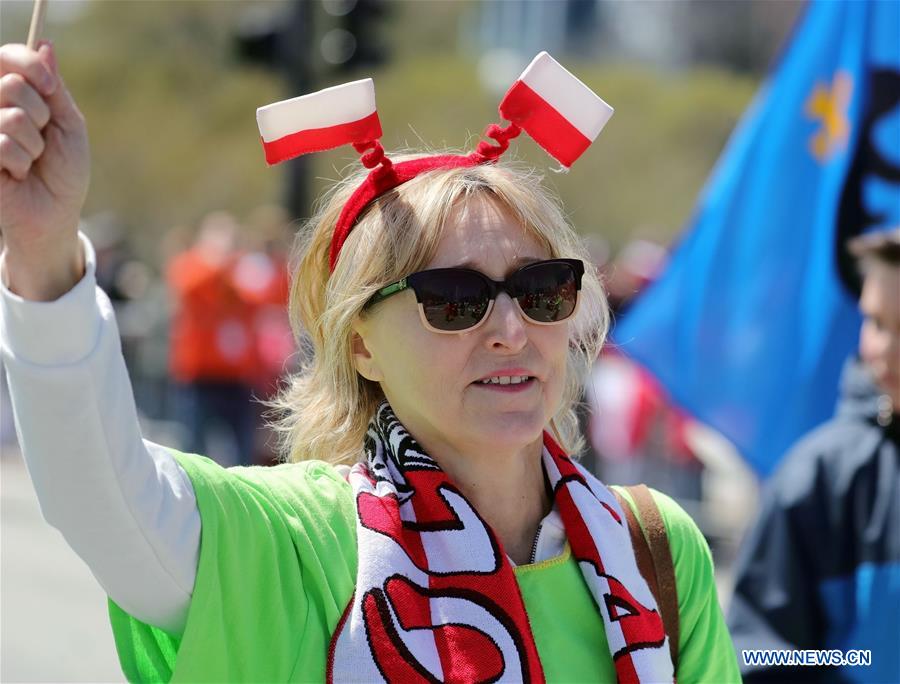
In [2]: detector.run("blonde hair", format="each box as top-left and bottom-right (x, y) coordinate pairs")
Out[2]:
(269, 153), (610, 465)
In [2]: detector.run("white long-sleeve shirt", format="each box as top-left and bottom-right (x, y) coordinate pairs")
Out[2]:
(0, 234), (567, 637)
(0, 234), (200, 635)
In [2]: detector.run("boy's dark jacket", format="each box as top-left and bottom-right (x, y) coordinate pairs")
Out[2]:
(728, 358), (900, 682)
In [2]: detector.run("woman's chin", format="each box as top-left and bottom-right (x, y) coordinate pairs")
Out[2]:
(466, 410), (548, 449)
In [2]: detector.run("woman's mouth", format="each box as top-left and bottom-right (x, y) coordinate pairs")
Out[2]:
(472, 375), (537, 392)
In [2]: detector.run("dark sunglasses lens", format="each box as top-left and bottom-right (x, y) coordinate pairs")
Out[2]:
(513, 262), (579, 323)
(415, 271), (491, 331)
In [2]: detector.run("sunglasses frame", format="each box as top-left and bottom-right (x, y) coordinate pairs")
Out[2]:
(365, 258), (585, 334)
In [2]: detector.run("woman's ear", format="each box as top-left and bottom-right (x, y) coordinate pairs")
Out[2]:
(350, 327), (384, 382)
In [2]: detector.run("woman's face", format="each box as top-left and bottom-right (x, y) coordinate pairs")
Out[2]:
(352, 195), (570, 459)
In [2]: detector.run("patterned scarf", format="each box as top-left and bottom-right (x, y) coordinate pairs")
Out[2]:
(328, 403), (673, 683)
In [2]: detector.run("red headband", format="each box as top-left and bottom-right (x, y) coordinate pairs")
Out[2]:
(256, 52), (613, 273)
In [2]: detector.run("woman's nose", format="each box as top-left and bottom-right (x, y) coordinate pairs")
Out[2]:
(482, 293), (528, 351)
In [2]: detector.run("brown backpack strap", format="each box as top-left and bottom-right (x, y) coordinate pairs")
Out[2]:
(612, 485), (680, 670)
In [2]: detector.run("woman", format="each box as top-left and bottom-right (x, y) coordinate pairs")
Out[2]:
(0, 41), (739, 682)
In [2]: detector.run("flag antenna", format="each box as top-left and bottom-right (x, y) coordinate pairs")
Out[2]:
(26, 0), (47, 50)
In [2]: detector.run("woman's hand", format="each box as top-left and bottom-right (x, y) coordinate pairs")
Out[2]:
(0, 41), (90, 301)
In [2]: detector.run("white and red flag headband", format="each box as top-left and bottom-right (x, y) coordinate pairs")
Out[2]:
(500, 52), (614, 168)
(256, 52), (613, 270)
(257, 79), (381, 165)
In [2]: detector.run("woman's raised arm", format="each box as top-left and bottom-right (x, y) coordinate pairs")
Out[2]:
(0, 41), (199, 635)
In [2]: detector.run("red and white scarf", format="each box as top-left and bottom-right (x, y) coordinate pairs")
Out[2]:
(328, 403), (673, 683)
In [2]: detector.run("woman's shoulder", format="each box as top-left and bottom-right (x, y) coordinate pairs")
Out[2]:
(249, 458), (353, 490)
(609, 486), (705, 550)
(172, 450), (349, 486)
(170, 450), (356, 526)
(259, 459), (356, 514)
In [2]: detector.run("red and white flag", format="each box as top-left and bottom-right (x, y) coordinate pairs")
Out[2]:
(500, 52), (613, 168)
(257, 79), (382, 166)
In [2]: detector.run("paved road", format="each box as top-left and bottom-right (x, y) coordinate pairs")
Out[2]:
(1, 449), (124, 683)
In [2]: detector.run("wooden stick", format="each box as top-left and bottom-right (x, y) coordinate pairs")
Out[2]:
(26, 0), (48, 50)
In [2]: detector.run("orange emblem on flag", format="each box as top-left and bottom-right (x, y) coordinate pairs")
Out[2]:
(805, 71), (853, 162)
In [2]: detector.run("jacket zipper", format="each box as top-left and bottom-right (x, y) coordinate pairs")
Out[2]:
(528, 523), (543, 564)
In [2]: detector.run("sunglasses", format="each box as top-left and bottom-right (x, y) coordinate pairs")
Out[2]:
(365, 258), (584, 333)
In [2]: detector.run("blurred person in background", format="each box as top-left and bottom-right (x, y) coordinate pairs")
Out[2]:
(166, 210), (259, 466)
(235, 204), (295, 396)
(86, 211), (160, 409)
(727, 228), (900, 683)
(588, 239), (704, 504)
(587, 350), (701, 497)
(604, 238), (667, 317)
(233, 204), (296, 464)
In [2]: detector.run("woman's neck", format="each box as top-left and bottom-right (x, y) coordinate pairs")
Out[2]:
(427, 436), (551, 565)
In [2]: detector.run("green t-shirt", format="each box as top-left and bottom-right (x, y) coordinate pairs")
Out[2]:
(109, 452), (739, 682)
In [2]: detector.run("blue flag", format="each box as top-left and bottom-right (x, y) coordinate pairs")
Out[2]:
(613, 0), (900, 477)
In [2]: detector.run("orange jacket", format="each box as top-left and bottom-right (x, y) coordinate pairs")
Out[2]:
(166, 248), (259, 383)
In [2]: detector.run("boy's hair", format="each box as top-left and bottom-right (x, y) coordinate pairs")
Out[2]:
(848, 228), (900, 268)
